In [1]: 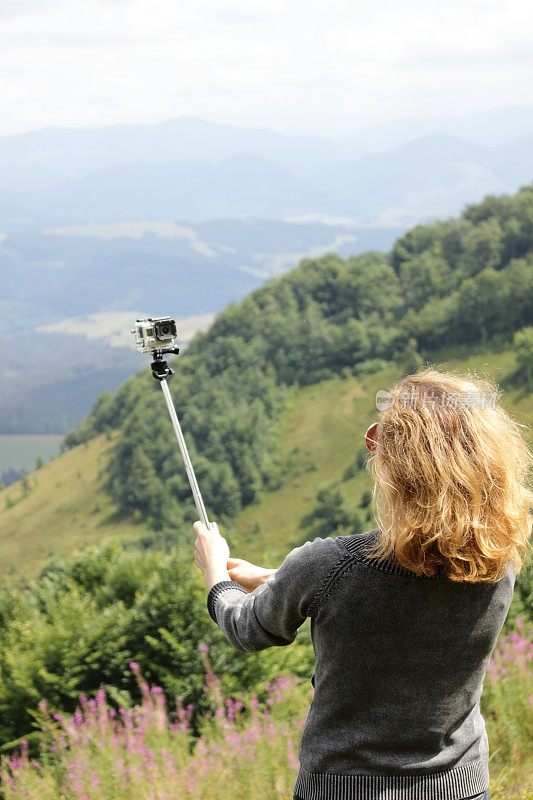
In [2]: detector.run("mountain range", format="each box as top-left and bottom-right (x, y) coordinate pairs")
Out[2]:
(2, 105), (533, 193)
(2, 131), (532, 225)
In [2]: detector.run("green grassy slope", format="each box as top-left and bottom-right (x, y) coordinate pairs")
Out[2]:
(0, 432), (148, 580)
(0, 344), (529, 580)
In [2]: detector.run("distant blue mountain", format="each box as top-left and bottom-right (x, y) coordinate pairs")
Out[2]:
(4, 133), (531, 225)
(337, 106), (533, 156)
(0, 117), (337, 191)
(9, 155), (332, 224)
(1, 106), (532, 192)
(311, 133), (533, 221)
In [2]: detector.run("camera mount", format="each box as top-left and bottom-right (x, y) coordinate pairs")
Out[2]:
(149, 346), (180, 381)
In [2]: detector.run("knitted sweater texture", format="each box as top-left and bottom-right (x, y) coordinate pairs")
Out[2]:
(206, 529), (515, 800)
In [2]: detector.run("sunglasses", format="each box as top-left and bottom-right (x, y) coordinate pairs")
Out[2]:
(364, 422), (379, 452)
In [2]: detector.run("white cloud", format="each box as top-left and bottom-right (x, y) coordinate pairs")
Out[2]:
(0, 0), (532, 136)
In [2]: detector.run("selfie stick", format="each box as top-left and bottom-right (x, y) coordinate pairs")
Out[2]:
(150, 348), (211, 528)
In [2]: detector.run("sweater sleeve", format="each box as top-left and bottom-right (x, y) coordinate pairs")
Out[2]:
(206, 536), (340, 652)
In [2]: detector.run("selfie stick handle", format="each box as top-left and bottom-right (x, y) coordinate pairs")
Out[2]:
(158, 378), (211, 528)
(143, 342), (211, 529)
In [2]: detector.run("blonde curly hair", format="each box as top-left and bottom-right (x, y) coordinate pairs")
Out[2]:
(366, 367), (533, 582)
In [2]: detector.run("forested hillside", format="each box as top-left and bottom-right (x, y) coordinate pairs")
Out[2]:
(64, 184), (533, 531)
(0, 185), (531, 756)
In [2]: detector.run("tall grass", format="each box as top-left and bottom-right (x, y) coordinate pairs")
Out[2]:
(0, 647), (307, 800)
(1, 626), (531, 800)
(481, 618), (533, 800)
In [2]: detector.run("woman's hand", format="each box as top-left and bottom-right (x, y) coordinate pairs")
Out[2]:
(193, 520), (231, 591)
(227, 557), (277, 592)
(193, 520), (276, 593)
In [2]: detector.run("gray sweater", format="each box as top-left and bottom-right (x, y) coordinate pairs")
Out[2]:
(207, 528), (515, 800)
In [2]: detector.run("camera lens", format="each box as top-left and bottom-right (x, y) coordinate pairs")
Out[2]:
(155, 319), (176, 341)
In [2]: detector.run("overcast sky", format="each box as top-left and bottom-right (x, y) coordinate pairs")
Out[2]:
(0, 0), (532, 137)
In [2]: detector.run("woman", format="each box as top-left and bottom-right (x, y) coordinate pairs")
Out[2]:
(194, 368), (532, 800)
